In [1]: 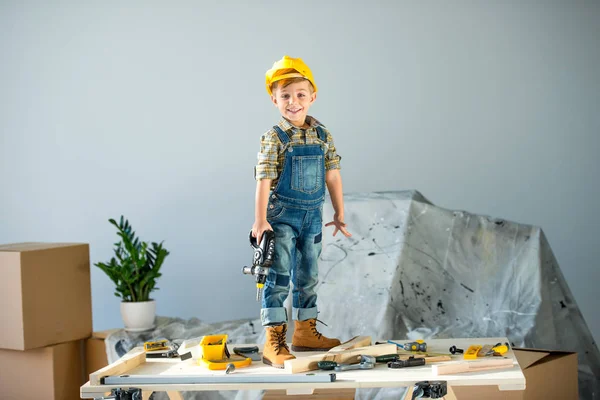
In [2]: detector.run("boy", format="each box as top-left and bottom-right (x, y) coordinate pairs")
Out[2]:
(252, 55), (352, 368)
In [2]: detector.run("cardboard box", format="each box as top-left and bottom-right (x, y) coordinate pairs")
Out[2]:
(0, 340), (86, 400)
(453, 348), (578, 399)
(85, 329), (118, 377)
(0, 243), (93, 350)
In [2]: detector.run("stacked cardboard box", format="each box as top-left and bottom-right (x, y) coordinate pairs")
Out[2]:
(454, 347), (578, 399)
(0, 243), (93, 400)
(85, 329), (118, 377)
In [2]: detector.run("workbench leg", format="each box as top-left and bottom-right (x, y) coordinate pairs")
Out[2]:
(403, 386), (414, 400)
(444, 386), (457, 400)
(142, 392), (152, 400)
(166, 391), (184, 400)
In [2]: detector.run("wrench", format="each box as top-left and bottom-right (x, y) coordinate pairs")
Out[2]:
(334, 355), (376, 371)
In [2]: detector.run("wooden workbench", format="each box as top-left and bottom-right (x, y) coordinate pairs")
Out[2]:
(80, 337), (525, 399)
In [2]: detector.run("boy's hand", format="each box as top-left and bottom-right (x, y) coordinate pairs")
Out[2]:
(252, 220), (273, 243)
(325, 213), (351, 237)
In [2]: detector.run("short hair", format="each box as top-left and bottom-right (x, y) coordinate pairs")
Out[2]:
(271, 68), (315, 94)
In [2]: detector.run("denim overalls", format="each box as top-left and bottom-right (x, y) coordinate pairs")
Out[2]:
(260, 125), (327, 326)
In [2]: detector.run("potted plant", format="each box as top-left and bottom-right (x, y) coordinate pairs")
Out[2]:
(95, 216), (169, 331)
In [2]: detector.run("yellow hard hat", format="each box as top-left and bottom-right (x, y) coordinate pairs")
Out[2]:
(265, 55), (317, 96)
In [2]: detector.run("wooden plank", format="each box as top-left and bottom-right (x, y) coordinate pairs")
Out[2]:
(327, 336), (371, 353)
(263, 388), (356, 399)
(284, 343), (397, 373)
(89, 346), (146, 385)
(432, 358), (514, 375)
(166, 391), (184, 400)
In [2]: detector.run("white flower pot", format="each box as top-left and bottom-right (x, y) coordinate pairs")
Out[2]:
(120, 300), (156, 332)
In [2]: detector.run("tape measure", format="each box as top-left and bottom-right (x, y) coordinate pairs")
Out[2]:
(464, 345), (482, 360)
(144, 339), (169, 352)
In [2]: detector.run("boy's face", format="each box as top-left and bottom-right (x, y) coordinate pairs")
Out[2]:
(271, 80), (316, 128)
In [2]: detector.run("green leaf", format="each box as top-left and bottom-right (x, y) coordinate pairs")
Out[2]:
(94, 216), (169, 302)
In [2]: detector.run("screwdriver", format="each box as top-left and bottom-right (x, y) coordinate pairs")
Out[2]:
(387, 339), (427, 352)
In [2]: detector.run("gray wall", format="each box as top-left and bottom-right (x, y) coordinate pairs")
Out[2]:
(1, 1), (599, 344)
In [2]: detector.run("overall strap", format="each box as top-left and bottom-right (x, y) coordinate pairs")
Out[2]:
(315, 126), (327, 142)
(273, 126), (290, 145)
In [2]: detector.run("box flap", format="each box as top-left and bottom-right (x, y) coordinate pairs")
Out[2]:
(0, 243), (85, 252)
(91, 329), (121, 340)
(513, 347), (577, 370)
(514, 348), (550, 369)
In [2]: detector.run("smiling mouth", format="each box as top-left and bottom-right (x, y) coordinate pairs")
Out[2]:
(287, 108), (302, 114)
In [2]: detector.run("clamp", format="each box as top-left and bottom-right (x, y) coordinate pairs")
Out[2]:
(412, 381), (447, 399)
(94, 388), (142, 400)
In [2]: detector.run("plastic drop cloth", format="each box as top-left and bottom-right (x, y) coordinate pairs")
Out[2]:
(105, 191), (599, 400)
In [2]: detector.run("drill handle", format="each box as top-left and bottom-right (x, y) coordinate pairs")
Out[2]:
(249, 230), (276, 267)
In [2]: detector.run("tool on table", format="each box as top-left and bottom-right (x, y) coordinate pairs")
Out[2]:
(242, 230), (276, 301)
(463, 344), (482, 359)
(387, 339), (427, 352)
(144, 339), (169, 352)
(93, 388), (142, 400)
(334, 355), (376, 371)
(199, 334), (251, 370)
(317, 360), (339, 370)
(233, 345), (261, 361)
(177, 336), (203, 360)
(146, 348), (179, 359)
(491, 342), (509, 355)
(477, 342), (510, 357)
(375, 354), (399, 363)
(388, 356), (426, 369)
(449, 345), (464, 355)
(411, 381), (448, 399)
(144, 340), (182, 359)
(477, 344), (495, 357)
(225, 363), (236, 374)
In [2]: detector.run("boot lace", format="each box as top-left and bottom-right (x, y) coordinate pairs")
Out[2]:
(310, 319), (329, 340)
(270, 325), (290, 354)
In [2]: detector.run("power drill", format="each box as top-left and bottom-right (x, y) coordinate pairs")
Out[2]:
(242, 230), (276, 302)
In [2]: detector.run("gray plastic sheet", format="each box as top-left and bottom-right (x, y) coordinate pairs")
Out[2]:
(105, 191), (599, 399)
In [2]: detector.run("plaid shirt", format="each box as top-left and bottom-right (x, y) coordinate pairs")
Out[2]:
(255, 117), (342, 186)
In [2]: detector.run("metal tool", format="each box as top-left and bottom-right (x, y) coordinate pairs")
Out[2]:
(143, 339), (169, 352)
(334, 355), (376, 371)
(317, 360), (338, 370)
(102, 373), (336, 384)
(449, 345), (464, 355)
(233, 345), (261, 361)
(242, 230), (276, 301)
(225, 363), (236, 374)
(411, 381), (447, 399)
(145, 341), (180, 359)
(388, 356), (426, 368)
(145, 348), (178, 359)
(375, 354), (400, 363)
(388, 339), (427, 352)
(94, 388), (142, 400)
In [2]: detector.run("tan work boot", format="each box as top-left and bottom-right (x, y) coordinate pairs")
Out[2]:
(262, 324), (296, 368)
(291, 319), (341, 351)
